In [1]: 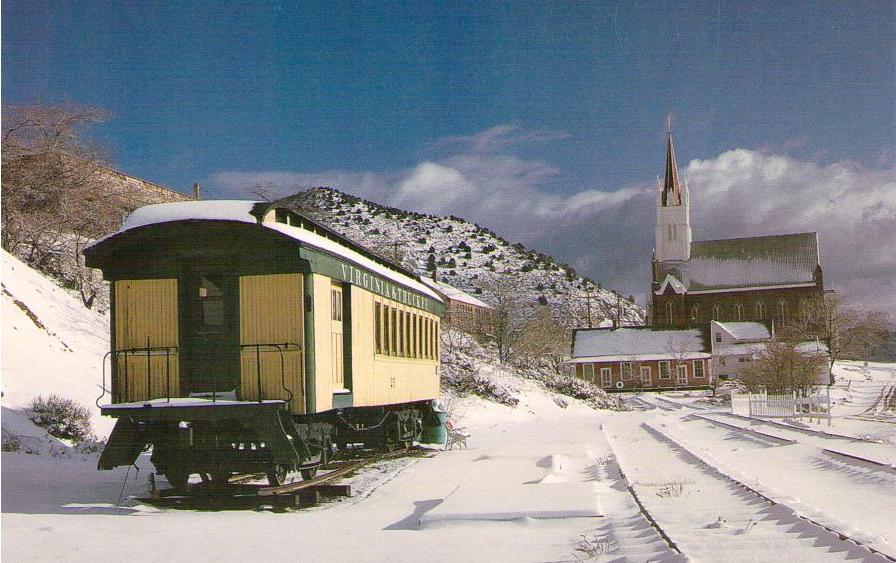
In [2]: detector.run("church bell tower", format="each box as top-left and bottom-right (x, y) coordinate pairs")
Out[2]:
(654, 130), (691, 262)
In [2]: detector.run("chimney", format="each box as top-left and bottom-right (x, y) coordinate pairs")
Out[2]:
(193, 182), (201, 201)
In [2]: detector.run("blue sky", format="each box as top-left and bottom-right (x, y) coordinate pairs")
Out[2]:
(4, 1), (895, 312)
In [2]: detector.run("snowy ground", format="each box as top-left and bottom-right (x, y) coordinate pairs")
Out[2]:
(3, 252), (895, 561)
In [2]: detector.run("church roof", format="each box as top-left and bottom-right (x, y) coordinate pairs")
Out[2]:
(656, 232), (819, 292)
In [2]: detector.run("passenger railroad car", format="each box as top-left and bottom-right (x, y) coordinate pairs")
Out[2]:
(84, 200), (444, 486)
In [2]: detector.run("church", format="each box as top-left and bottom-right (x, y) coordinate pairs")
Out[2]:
(648, 133), (824, 328)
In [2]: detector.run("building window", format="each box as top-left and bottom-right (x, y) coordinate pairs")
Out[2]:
(676, 364), (688, 384)
(756, 302), (767, 319)
(777, 300), (788, 324)
(600, 367), (612, 387)
(690, 305), (700, 322)
(620, 362), (634, 381)
(712, 303), (723, 320)
(583, 364), (595, 383)
(659, 361), (671, 379)
(693, 360), (705, 378)
(715, 331), (722, 343)
(666, 301), (676, 325)
(640, 366), (652, 386)
(734, 303), (744, 321)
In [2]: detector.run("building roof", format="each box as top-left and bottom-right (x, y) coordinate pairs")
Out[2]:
(713, 321), (771, 342)
(656, 232), (819, 292)
(421, 278), (493, 309)
(570, 326), (709, 363)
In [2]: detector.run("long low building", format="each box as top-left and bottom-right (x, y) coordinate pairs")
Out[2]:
(568, 326), (713, 391)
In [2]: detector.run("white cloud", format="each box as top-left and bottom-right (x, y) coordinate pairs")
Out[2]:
(206, 127), (896, 317)
(395, 162), (477, 212)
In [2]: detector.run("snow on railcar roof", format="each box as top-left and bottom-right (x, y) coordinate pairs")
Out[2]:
(122, 200), (258, 230)
(264, 221), (441, 301)
(89, 200), (442, 302)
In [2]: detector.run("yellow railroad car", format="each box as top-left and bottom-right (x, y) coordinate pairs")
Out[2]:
(85, 200), (444, 486)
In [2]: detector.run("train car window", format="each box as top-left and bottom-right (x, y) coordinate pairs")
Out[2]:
(432, 321), (442, 359)
(411, 314), (418, 359)
(415, 315), (421, 359)
(198, 275), (226, 329)
(331, 288), (342, 321)
(389, 307), (397, 356)
(375, 302), (382, 354)
(404, 312), (411, 357)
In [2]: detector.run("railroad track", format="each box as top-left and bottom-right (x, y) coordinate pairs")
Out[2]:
(643, 421), (895, 561)
(139, 447), (432, 510)
(602, 421), (894, 562)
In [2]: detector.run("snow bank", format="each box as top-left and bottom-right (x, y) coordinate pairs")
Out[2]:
(2, 250), (112, 436)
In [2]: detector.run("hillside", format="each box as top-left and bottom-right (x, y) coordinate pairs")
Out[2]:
(283, 187), (644, 326)
(1, 249), (113, 436)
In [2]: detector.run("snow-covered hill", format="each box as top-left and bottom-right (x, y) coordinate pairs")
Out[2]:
(1, 250), (112, 436)
(283, 187), (644, 326)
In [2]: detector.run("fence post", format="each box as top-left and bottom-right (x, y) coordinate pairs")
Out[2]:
(827, 386), (832, 427)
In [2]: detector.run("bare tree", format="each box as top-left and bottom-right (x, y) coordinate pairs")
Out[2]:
(247, 181), (286, 202)
(781, 294), (890, 380)
(2, 104), (121, 308)
(514, 305), (570, 372)
(480, 275), (529, 363)
(739, 341), (826, 395)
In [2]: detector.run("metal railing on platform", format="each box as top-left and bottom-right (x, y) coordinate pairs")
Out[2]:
(96, 341), (302, 408)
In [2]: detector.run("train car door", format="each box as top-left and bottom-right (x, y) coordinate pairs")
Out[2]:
(181, 273), (240, 395)
(330, 284), (344, 390)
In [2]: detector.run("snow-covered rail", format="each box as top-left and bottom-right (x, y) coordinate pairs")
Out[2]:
(644, 421), (895, 561)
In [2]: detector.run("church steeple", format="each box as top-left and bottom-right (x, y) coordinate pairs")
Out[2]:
(654, 125), (691, 262)
(662, 131), (681, 206)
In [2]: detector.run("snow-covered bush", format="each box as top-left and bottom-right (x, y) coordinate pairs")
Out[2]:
(2, 436), (22, 452)
(538, 373), (624, 411)
(28, 394), (95, 443)
(441, 358), (518, 406)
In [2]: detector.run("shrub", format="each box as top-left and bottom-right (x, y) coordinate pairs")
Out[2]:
(28, 394), (94, 443)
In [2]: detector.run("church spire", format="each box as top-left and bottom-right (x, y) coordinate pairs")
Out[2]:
(662, 129), (681, 206)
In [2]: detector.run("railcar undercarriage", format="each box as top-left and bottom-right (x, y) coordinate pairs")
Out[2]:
(98, 399), (440, 488)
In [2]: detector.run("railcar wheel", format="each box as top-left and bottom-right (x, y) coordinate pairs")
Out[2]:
(266, 464), (288, 486)
(164, 470), (190, 490)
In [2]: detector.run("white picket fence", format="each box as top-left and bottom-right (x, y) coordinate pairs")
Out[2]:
(731, 389), (831, 426)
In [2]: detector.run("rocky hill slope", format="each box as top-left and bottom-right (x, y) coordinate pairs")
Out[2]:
(283, 187), (644, 326)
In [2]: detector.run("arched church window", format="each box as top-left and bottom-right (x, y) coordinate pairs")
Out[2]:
(756, 302), (767, 319)
(690, 304), (700, 322)
(712, 303), (723, 320)
(734, 303), (744, 321)
(777, 300), (788, 324)
(666, 301), (676, 325)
